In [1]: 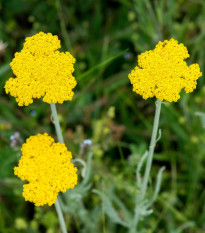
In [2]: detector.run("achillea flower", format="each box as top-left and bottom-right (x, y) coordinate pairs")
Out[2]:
(5, 32), (76, 106)
(128, 38), (202, 102)
(14, 133), (78, 206)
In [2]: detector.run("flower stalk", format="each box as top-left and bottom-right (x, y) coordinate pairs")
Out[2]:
(134, 99), (162, 231)
(55, 198), (68, 233)
(141, 99), (162, 199)
(50, 102), (64, 143)
(50, 102), (67, 233)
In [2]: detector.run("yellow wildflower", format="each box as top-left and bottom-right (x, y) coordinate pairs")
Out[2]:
(5, 32), (76, 106)
(14, 133), (78, 206)
(128, 38), (202, 102)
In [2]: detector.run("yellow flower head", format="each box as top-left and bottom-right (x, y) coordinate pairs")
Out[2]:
(5, 32), (76, 106)
(14, 133), (78, 206)
(128, 38), (202, 102)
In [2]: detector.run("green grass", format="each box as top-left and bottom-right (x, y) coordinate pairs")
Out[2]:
(0, 0), (205, 232)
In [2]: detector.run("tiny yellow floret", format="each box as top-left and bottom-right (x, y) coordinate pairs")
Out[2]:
(5, 32), (76, 106)
(128, 38), (202, 102)
(14, 133), (78, 206)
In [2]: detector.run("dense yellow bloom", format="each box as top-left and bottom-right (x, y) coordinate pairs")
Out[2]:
(14, 133), (78, 206)
(128, 38), (202, 102)
(5, 32), (76, 106)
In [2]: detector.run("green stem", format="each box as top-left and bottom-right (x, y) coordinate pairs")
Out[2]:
(55, 198), (68, 233)
(50, 103), (67, 233)
(134, 99), (162, 231)
(141, 99), (162, 198)
(50, 102), (64, 143)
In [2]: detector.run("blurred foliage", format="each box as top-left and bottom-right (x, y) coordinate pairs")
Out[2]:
(0, 0), (205, 232)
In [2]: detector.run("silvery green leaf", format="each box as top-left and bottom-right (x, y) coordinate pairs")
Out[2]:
(92, 189), (129, 228)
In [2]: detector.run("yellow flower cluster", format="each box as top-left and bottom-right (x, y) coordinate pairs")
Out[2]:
(128, 38), (202, 102)
(5, 32), (76, 106)
(14, 133), (78, 206)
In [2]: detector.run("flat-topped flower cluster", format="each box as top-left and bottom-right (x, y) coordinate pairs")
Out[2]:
(5, 32), (76, 106)
(14, 133), (78, 206)
(129, 38), (202, 102)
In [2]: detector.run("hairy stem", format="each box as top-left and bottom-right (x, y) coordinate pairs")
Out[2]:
(50, 102), (67, 233)
(50, 102), (64, 143)
(55, 198), (68, 233)
(134, 99), (162, 231)
(141, 99), (162, 198)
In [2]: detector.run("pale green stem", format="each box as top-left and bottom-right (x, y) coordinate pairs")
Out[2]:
(50, 102), (67, 233)
(133, 99), (162, 231)
(141, 99), (162, 198)
(50, 102), (64, 143)
(55, 198), (68, 233)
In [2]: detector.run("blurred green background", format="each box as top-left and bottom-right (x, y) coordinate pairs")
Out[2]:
(0, 0), (205, 232)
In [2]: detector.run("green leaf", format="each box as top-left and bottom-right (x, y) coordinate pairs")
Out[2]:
(92, 189), (129, 228)
(78, 49), (128, 83)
